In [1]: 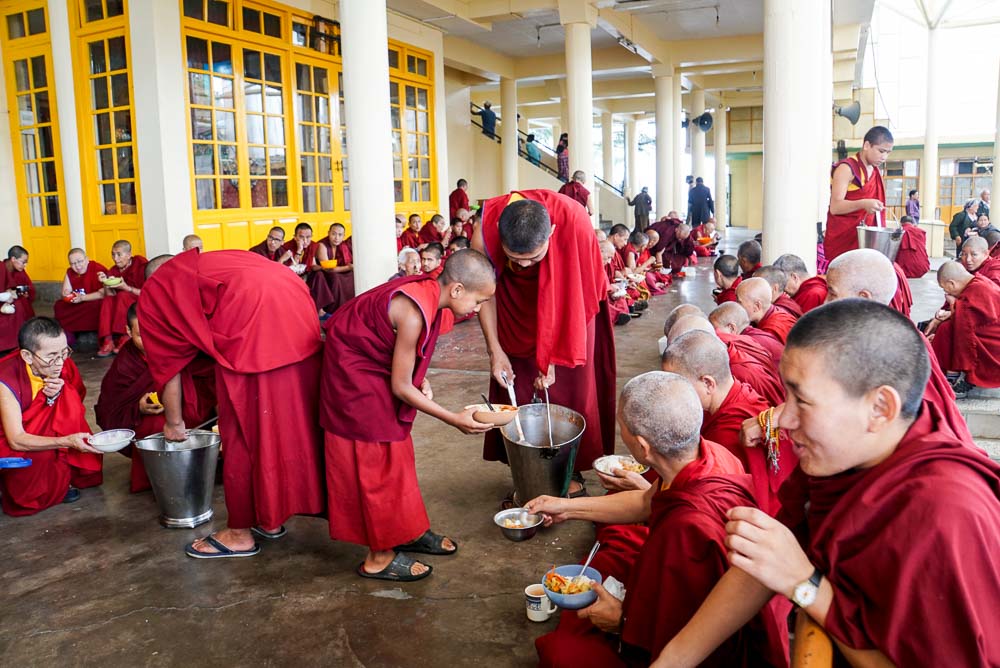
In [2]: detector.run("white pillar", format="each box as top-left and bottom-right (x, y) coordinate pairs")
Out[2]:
(993, 67), (1000, 206)
(341, 0), (396, 291)
(714, 106), (727, 227)
(762, 0), (824, 270)
(920, 27), (939, 222)
(654, 73), (674, 215)
(690, 88), (706, 181)
(0, 45), (21, 245)
(673, 75), (686, 214)
(625, 119), (638, 197)
(500, 76), (518, 193)
(816, 0), (833, 224)
(565, 21), (595, 223)
(601, 111), (613, 183)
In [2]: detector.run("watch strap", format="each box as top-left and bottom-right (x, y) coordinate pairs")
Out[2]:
(808, 568), (822, 587)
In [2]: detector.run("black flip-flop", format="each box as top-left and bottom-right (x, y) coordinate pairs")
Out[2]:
(251, 525), (287, 540)
(184, 535), (261, 559)
(499, 489), (517, 511)
(394, 529), (458, 556)
(357, 552), (432, 582)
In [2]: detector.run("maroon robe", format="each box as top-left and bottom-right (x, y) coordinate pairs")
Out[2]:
(248, 240), (282, 261)
(756, 305), (797, 344)
(279, 239), (318, 271)
(603, 260), (631, 320)
(52, 261), (107, 333)
(773, 293), (803, 319)
(824, 154), (886, 261)
(889, 261), (913, 318)
(308, 238), (355, 314)
(975, 256), (1000, 285)
(418, 221), (445, 245)
(321, 276), (453, 549)
(399, 229), (420, 249)
(937, 275), (1000, 388)
(0, 353), (102, 516)
(0, 263), (36, 351)
(448, 187), (469, 220)
(741, 262), (762, 281)
(480, 190), (616, 473)
(717, 332), (784, 405)
(715, 276), (742, 305)
(791, 276), (828, 313)
(98, 256), (148, 339)
(137, 249), (324, 530)
(742, 326), (785, 363)
(557, 180), (590, 209)
(895, 225), (930, 278)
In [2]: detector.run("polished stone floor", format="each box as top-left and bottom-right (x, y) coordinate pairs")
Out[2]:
(0, 230), (943, 667)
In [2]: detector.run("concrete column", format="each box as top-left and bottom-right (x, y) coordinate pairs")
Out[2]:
(0, 46), (18, 244)
(654, 73), (673, 215)
(762, 0), (824, 270)
(625, 119), (638, 197)
(564, 21), (595, 223)
(993, 68), (1000, 206)
(816, 0), (833, 224)
(500, 76), (518, 193)
(919, 27), (939, 221)
(690, 87), (706, 181)
(714, 106), (727, 227)
(341, 0), (396, 291)
(673, 75), (685, 214)
(601, 111), (613, 184)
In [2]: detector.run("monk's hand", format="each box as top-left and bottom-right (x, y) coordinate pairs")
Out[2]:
(577, 583), (623, 633)
(935, 309), (952, 322)
(164, 421), (187, 442)
(489, 349), (514, 387)
(741, 416), (764, 449)
(534, 365), (555, 391)
(420, 378), (433, 401)
(65, 433), (101, 454)
(523, 495), (570, 526)
(724, 506), (814, 600)
(449, 407), (492, 434)
(861, 199), (884, 214)
(139, 393), (165, 415)
(596, 469), (651, 492)
(42, 377), (64, 399)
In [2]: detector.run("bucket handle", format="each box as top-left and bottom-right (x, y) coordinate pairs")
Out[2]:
(134, 415), (219, 443)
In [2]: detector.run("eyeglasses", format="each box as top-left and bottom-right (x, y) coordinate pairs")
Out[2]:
(30, 348), (73, 366)
(267, 236), (284, 243)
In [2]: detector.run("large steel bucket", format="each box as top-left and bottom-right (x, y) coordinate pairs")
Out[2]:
(500, 404), (585, 504)
(857, 225), (903, 261)
(135, 430), (221, 529)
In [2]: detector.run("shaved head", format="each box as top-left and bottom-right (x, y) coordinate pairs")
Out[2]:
(68, 248), (86, 261)
(938, 260), (971, 283)
(986, 230), (1000, 249)
(713, 254), (740, 279)
(773, 254), (808, 278)
(619, 371), (703, 459)
(440, 248), (496, 292)
(826, 249), (896, 305)
(182, 234), (203, 251)
(663, 304), (703, 338)
(145, 254), (174, 279)
(498, 199), (551, 254)
(737, 240), (762, 267)
(112, 239), (132, 253)
(736, 277), (773, 322)
(666, 314), (715, 346)
(661, 330), (733, 384)
(960, 236), (990, 273)
(754, 265), (787, 292)
(709, 301), (750, 334)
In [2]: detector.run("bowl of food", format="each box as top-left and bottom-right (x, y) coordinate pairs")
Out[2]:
(0, 303), (15, 315)
(466, 403), (518, 426)
(542, 565), (602, 609)
(493, 508), (543, 542)
(101, 276), (123, 287)
(319, 259), (338, 269)
(88, 428), (135, 453)
(593, 454), (649, 476)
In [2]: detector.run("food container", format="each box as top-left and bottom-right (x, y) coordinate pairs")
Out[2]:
(319, 259), (338, 269)
(493, 508), (543, 542)
(500, 404), (585, 505)
(542, 565), (603, 610)
(466, 403), (518, 426)
(856, 225), (903, 261)
(135, 430), (221, 528)
(101, 276), (123, 287)
(593, 454), (649, 476)
(88, 429), (135, 453)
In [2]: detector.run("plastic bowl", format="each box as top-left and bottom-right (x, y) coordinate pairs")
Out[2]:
(466, 403), (518, 426)
(319, 259), (338, 269)
(593, 454), (649, 476)
(101, 277), (123, 287)
(493, 508), (542, 542)
(88, 428), (135, 453)
(542, 565), (602, 610)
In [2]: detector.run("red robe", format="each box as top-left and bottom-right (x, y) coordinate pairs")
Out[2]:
(52, 261), (107, 333)
(94, 341), (216, 493)
(780, 402), (1000, 665)
(824, 154), (886, 261)
(418, 221), (445, 245)
(636, 248), (668, 294)
(481, 190), (617, 472)
(791, 276), (828, 313)
(991, 241), (1000, 259)
(137, 249), (324, 530)
(741, 262), (762, 281)
(308, 238), (355, 314)
(937, 275), (1000, 388)
(279, 240), (318, 271)
(321, 276), (453, 550)
(448, 187), (469, 220)
(98, 256), (148, 339)
(975, 256), (1000, 285)
(0, 353), (102, 516)
(603, 261), (631, 320)
(395, 236), (404, 253)
(889, 261), (912, 318)
(773, 293), (803, 319)
(715, 276), (741, 304)
(717, 331), (784, 405)
(742, 326), (785, 363)
(895, 225), (930, 278)
(557, 180), (590, 209)
(399, 229), (420, 249)
(248, 240), (281, 261)
(0, 263), (36, 351)
(756, 305), (797, 344)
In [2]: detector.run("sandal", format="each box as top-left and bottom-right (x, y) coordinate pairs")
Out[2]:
(184, 535), (260, 559)
(394, 529), (457, 556)
(499, 489), (517, 511)
(251, 525), (287, 540)
(357, 552), (432, 582)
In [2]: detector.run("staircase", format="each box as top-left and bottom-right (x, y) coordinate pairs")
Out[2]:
(956, 390), (1000, 461)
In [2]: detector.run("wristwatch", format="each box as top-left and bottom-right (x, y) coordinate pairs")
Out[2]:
(791, 568), (823, 608)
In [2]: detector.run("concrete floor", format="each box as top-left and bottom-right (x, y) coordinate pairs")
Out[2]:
(0, 231), (943, 667)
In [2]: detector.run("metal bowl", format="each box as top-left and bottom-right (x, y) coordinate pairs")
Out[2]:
(88, 428), (135, 453)
(493, 508), (543, 542)
(466, 403), (518, 426)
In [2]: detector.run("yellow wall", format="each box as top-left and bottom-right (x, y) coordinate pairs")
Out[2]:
(729, 158), (747, 228)
(728, 155), (764, 231)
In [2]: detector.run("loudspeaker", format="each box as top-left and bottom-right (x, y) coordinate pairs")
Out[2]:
(694, 112), (713, 132)
(834, 101), (861, 125)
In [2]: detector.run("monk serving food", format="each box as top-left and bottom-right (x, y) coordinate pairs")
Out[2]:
(52, 249), (106, 341)
(96, 240), (147, 358)
(824, 126), (892, 261)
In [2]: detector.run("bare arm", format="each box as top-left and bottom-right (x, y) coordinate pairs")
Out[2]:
(161, 373), (186, 441)
(471, 221), (513, 385)
(0, 384), (96, 453)
(585, 194), (595, 216)
(60, 275), (73, 298)
(526, 484), (654, 526)
(829, 163), (883, 217)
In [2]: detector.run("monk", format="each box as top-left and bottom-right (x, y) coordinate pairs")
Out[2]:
(447, 236), (470, 254)
(0, 246), (36, 353)
(322, 250), (495, 581)
(737, 277), (797, 344)
(280, 223), (317, 274)
(310, 223), (355, 316)
(448, 178), (469, 220)
(529, 372), (789, 668)
(96, 240), (147, 357)
(623, 230), (667, 295)
(895, 215), (930, 278)
(52, 249), (106, 341)
(708, 303), (785, 405)
(934, 261), (1000, 396)
(662, 331), (796, 517)
(647, 216), (696, 275)
(454, 208), (474, 240)
(651, 300), (1000, 668)
(959, 236), (1000, 284)
(987, 229), (1000, 259)
(754, 266), (803, 319)
(0, 317), (102, 516)
(772, 254), (827, 312)
(395, 216), (405, 253)
(473, 192), (616, 499)
(182, 234), (203, 252)
(391, 248), (421, 280)
(419, 243), (444, 278)
(600, 241), (633, 326)
(418, 214), (451, 247)
(95, 304), (216, 493)
(889, 259), (913, 317)
(736, 240), (762, 280)
(712, 255), (741, 304)
(400, 214), (421, 249)
(138, 250), (326, 558)
(557, 170), (594, 215)
(249, 226), (285, 261)
(824, 125), (893, 261)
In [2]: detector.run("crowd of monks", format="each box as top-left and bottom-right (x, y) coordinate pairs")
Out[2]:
(1, 125), (999, 665)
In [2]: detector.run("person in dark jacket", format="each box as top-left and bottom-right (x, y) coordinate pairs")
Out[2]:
(687, 177), (714, 226)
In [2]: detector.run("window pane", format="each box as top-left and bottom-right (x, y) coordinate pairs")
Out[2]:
(318, 156), (332, 181)
(17, 94), (34, 126)
(405, 86), (416, 107)
(394, 181), (403, 202)
(271, 179), (287, 206)
(20, 133), (35, 160)
(111, 73), (129, 106)
(301, 155), (315, 182)
(320, 185), (333, 211)
(296, 63), (310, 91)
(242, 7), (260, 32)
(28, 197), (42, 227)
(318, 126), (330, 153)
(299, 126), (314, 152)
(298, 95), (313, 122)
(195, 179), (216, 209)
(417, 111), (428, 133)
(421, 181), (430, 201)
(207, 0), (229, 26)
(37, 127), (53, 157)
(221, 178), (239, 207)
(117, 147), (134, 178)
(247, 114), (264, 144)
(7, 13), (25, 40)
(106, 0), (124, 18)
(302, 185), (316, 212)
(388, 49), (399, 69)
(417, 88), (427, 110)
(216, 111), (235, 141)
(419, 134), (429, 155)
(264, 53), (281, 83)
(212, 42), (232, 75)
(315, 68), (328, 95)
(219, 144), (237, 174)
(26, 8), (44, 35)
(243, 51), (261, 80)
(108, 37), (126, 71)
(417, 59), (427, 77)
(189, 73), (210, 105)
(183, 0), (204, 20)
(344, 185), (350, 210)
(13, 60), (29, 92)
(94, 112), (112, 144)
(264, 85), (282, 114)
(407, 133), (416, 155)
(269, 148), (285, 176)
(292, 22), (308, 47)
(34, 91), (50, 123)
(114, 109), (131, 141)
(407, 55), (416, 73)
(89, 41), (107, 74)
(263, 13), (281, 37)
(245, 85), (262, 112)
(266, 116), (284, 144)
(390, 107), (400, 130)
(187, 37), (209, 71)
(42, 161), (57, 191)
(248, 146), (266, 174)
(389, 82), (399, 105)
(193, 144), (214, 175)
(25, 163), (40, 193)
(213, 76), (233, 108)
(119, 181), (136, 209)
(45, 195), (61, 225)
(98, 148), (114, 179)
(315, 96), (328, 124)
(31, 56), (47, 88)
(250, 179), (268, 206)
(189, 108), (210, 140)
(101, 183), (116, 214)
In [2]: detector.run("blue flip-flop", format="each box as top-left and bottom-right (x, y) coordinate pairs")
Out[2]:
(251, 525), (287, 540)
(0, 457), (31, 469)
(184, 535), (260, 559)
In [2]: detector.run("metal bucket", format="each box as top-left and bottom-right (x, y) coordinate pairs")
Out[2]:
(135, 430), (221, 529)
(857, 225), (903, 261)
(500, 404), (585, 504)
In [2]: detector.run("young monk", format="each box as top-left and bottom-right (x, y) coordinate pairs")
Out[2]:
(419, 242), (444, 278)
(418, 214), (451, 247)
(0, 318), (102, 516)
(712, 254), (741, 304)
(924, 237), (999, 352)
(447, 236), (470, 255)
(934, 260), (1000, 396)
(249, 226), (286, 261)
(754, 266), (803, 319)
(321, 250), (495, 581)
(139, 250), (325, 558)
(600, 240), (633, 326)
(987, 229), (1000, 258)
(651, 300), (1000, 667)
(455, 208), (474, 240)
(395, 215), (406, 253)
(529, 372), (789, 667)
(53, 249), (106, 342)
(280, 223), (317, 274)
(96, 240), (147, 357)
(181, 234), (203, 252)
(895, 215), (930, 278)
(0, 246), (36, 353)
(737, 277), (797, 344)
(399, 214), (421, 249)
(95, 304), (216, 493)
(310, 223), (355, 317)
(772, 253), (827, 313)
(736, 240), (762, 280)
(824, 125), (892, 260)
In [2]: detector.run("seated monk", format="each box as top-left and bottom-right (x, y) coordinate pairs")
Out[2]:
(662, 330), (796, 516)
(447, 236), (470, 255)
(601, 241), (633, 327)
(607, 228), (647, 314)
(394, 215), (405, 253)
(924, 237), (1000, 352)
(390, 248), (422, 281)
(623, 230), (667, 295)
(651, 300), (1000, 667)
(399, 214), (421, 249)
(418, 214), (451, 247)
(53, 249), (106, 343)
(182, 234), (203, 252)
(712, 254), (741, 304)
(0, 246), (36, 354)
(0, 318), (102, 516)
(772, 253), (827, 313)
(708, 303), (785, 404)
(889, 258), (913, 317)
(249, 226), (286, 261)
(736, 240), (762, 280)
(95, 304), (216, 493)
(737, 277), (797, 344)
(529, 371), (789, 668)
(454, 208), (474, 240)
(934, 261), (1000, 397)
(895, 215), (930, 278)
(987, 229), (1000, 259)
(657, 304), (703, 355)
(280, 223), (318, 275)
(309, 223), (355, 317)
(420, 243), (445, 278)
(96, 240), (147, 358)
(692, 220), (720, 257)
(754, 265), (803, 318)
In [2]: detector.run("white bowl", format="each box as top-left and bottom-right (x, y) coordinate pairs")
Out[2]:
(593, 454), (649, 476)
(88, 429), (135, 453)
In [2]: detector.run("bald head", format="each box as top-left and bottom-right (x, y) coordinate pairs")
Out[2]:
(736, 277), (772, 323)
(619, 371), (703, 459)
(145, 254), (174, 279)
(937, 260), (974, 297)
(666, 315), (715, 346)
(182, 234), (203, 251)
(960, 236), (989, 273)
(772, 253), (810, 295)
(986, 230), (1000, 249)
(662, 304), (703, 338)
(440, 248), (496, 292)
(709, 301), (750, 334)
(826, 249), (896, 305)
(754, 265), (788, 302)
(661, 330), (733, 386)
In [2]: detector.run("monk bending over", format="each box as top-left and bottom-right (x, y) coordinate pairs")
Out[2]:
(53, 248), (106, 343)
(0, 318), (102, 516)
(737, 277), (797, 344)
(771, 254), (827, 313)
(529, 372), (789, 667)
(96, 240), (147, 357)
(754, 266), (802, 318)
(321, 250), (495, 581)
(934, 261), (1000, 397)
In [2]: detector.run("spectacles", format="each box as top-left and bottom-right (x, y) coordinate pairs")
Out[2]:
(267, 236), (283, 243)
(30, 348), (73, 366)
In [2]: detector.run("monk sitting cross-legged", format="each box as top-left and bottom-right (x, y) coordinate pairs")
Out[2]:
(96, 240), (147, 358)
(754, 266), (802, 319)
(249, 226), (286, 262)
(737, 277), (797, 344)
(418, 214), (451, 248)
(772, 253), (827, 313)
(309, 223), (355, 317)
(321, 250), (495, 582)
(712, 254), (742, 305)
(894, 215), (930, 278)
(52, 248), (106, 343)
(280, 223), (318, 276)
(600, 241), (633, 327)
(529, 372), (789, 668)
(419, 243), (445, 278)
(934, 261), (1000, 397)
(0, 246), (37, 354)
(0, 318), (103, 516)
(400, 214), (421, 250)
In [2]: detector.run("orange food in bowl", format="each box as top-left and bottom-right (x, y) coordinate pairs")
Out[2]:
(319, 259), (338, 269)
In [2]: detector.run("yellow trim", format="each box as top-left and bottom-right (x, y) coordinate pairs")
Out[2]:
(25, 362), (44, 400)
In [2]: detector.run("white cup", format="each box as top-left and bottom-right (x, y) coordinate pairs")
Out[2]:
(525, 583), (557, 622)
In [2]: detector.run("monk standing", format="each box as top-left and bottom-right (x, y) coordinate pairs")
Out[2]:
(96, 240), (147, 357)
(934, 261), (1000, 397)
(138, 250), (326, 558)
(737, 277), (797, 344)
(473, 192), (616, 499)
(53, 249), (106, 342)
(772, 254), (827, 313)
(0, 246), (36, 353)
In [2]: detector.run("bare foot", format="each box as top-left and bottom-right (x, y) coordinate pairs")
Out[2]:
(364, 550), (430, 576)
(189, 528), (255, 555)
(568, 480), (584, 495)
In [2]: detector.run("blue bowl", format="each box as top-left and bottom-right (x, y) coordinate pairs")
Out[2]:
(541, 565), (602, 610)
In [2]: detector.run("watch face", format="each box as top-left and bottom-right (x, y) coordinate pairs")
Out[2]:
(794, 582), (818, 607)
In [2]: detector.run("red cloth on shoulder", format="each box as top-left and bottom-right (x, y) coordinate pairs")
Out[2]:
(0, 264), (36, 351)
(98, 256), (147, 339)
(279, 239), (318, 270)
(449, 188), (469, 220)
(889, 261), (913, 318)
(418, 221), (444, 244)
(773, 293), (802, 319)
(895, 225), (930, 278)
(717, 332), (784, 406)
(248, 240), (281, 261)
(791, 276), (828, 313)
(715, 283), (740, 305)
(53, 261), (107, 333)
(557, 180), (590, 209)
(757, 305), (797, 344)
(946, 275), (1000, 387)
(976, 256), (1000, 285)
(824, 154), (886, 261)
(742, 326), (785, 362)
(399, 229), (420, 249)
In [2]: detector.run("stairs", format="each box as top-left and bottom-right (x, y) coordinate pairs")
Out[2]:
(955, 393), (1000, 461)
